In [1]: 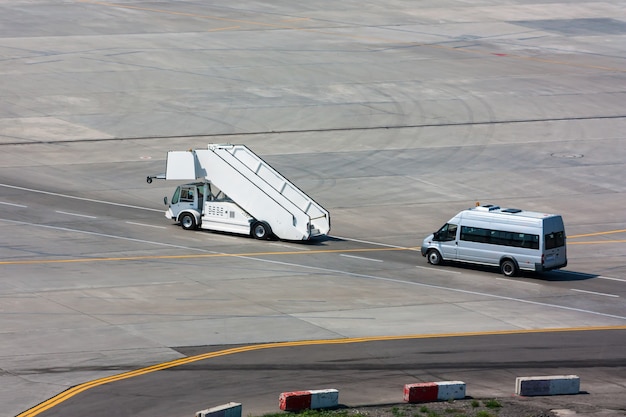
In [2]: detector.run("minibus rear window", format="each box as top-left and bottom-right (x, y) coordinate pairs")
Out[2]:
(545, 231), (565, 249)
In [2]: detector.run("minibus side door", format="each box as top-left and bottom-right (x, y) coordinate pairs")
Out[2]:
(434, 223), (458, 261)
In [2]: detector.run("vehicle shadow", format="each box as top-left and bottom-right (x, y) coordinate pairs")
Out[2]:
(425, 261), (599, 282)
(533, 269), (599, 281)
(280, 234), (344, 246)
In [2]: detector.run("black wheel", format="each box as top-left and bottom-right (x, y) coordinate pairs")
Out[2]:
(427, 249), (442, 265)
(251, 221), (271, 240)
(180, 213), (197, 230)
(501, 259), (518, 277)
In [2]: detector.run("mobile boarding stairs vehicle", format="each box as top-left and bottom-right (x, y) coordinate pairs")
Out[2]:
(147, 144), (330, 241)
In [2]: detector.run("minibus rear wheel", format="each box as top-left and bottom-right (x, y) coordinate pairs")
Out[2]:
(500, 259), (518, 277)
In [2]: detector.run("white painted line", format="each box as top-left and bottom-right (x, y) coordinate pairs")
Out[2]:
(0, 201), (27, 208)
(125, 221), (167, 229)
(56, 210), (98, 219)
(416, 265), (461, 274)
(340, 254), (383, 262)
(496, 277), (540, 286)
(244, 256), (626, 320)
(0, 218), (216, 253)
(570, 289), (619, 298)
(0, 183), (162, 212)
(598, 276), (626, 283)
(557, 270), (626, 283)
(4, 216), (625, 321)
(269, 242), (311, 251)
(331, 235), (419, 250)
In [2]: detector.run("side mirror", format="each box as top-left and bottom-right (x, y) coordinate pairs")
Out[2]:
(433, 231), (440, 240)
(163, 196), (168, 206)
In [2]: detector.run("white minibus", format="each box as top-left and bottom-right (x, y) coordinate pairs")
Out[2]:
(421, 204), (567, 276)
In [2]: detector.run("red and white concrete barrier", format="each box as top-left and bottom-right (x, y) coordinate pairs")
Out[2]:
(404, 381), (466, 403)
(279, 389), (339, 411)
(196, 402), (242, 417)
(515, 375), (580, 396)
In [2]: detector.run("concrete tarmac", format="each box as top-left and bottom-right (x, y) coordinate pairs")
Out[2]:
(0, 0), (625, 416)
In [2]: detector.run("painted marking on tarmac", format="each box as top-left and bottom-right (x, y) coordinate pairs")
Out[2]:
(0, 183), (162, 212)
(570, 289), (620, 298)
(56, 210), (98, 219)
(340, 254), (383, 262)
(208, 26), (241, 32)
(569, 229), (626, 238)
(1, 182), (622, 248)
(0, 218), (215, 254)
(253, 256), (626, 320)
(17, 325), (626, 417)
(0, 201), (27, 208)
(269, 242), (311, 251)
(333, 235), (420, 250)
(125, 221), (167, 229)
(415, 265), (460, 274)
(3, 220), (622, 320)
(599, 276), (626, 283)
(568, 229), (626, 245)
(569, 240), (626, 244)
(556, 271), (626, 283)
(496, 277), (540, 286)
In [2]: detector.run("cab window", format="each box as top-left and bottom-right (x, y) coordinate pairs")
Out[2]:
(171, 187), (181, 204)
(180, 187), (195, 203)
(435, 223), (458, 241)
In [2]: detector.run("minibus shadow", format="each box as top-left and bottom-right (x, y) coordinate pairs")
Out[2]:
(534, 270), (598, 281)
(435, 263), (598, 281)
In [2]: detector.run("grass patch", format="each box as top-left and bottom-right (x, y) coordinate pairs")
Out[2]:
(260, 410), (349, 417)
(483, 399), (502, 409)
(391, 406), (406, 417)
(257, 398), (515, 417)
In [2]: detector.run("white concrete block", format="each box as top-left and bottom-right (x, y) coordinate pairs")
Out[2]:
(436, 381), (466, 400)
(196, 402), (242, 417)
(310, 388), (339, 409)
(516, 375), (580, 396)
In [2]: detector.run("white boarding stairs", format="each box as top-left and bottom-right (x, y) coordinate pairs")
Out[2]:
(164, 144), (330, 240)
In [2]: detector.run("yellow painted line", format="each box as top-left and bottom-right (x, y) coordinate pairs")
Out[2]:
(1, 232), (625, 266)
(0, 247), (419, 265)
(569, 229), (626, 238)
(208, 26), (241, 32)
(17, 325), (626, 416)
(281, 17), (311, 22)
(570, 240), (626, 245)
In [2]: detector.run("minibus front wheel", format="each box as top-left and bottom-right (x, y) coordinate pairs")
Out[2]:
(427, 249), (442, 265)
(500, 258), (518, 277)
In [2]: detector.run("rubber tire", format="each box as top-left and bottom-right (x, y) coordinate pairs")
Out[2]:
(501, 259), (518, 277)
(251, 221), (271, 240)
(180, 213), (197, 230)
(427, 249), (442, 265)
